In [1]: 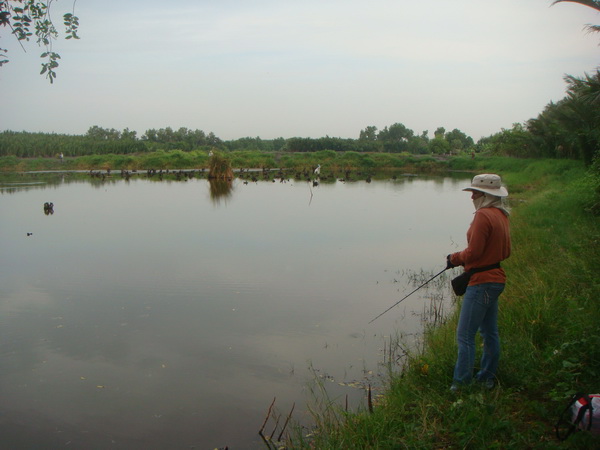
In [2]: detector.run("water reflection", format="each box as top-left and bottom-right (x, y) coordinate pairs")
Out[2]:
(0, 171), (473, 448)
(209, 178), (234, 204)
(43, 201), (54, 215)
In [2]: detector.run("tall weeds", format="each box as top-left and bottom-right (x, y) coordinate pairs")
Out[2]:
(208, 152), (233, 180)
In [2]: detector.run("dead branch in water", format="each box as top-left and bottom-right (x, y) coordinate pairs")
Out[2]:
(277, 402), (295, 442)
(258, 397), (296, 448)
(259, 397), (276, 435)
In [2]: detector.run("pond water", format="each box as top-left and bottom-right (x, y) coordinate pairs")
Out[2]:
(0, 172), (473, 449)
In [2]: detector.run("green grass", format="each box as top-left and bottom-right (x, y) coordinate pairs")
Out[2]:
(289, 158), (599, 449)
(0, 150), (447, 174)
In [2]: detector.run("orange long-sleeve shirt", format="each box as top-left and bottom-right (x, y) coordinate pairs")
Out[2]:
(450, 207), (511, 285)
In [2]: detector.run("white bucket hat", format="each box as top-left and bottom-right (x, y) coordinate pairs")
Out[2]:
(463, 173), (508, 197)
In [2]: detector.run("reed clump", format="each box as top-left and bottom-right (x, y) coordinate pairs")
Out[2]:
(208, 152), (233, 180)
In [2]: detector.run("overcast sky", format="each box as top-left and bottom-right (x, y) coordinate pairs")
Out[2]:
(0, 0), (598, 141)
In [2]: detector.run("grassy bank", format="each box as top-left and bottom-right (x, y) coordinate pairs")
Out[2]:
(290, 158), (599, 448)
(0, 150), (448, 174)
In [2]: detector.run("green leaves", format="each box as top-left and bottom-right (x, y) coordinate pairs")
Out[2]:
(11, 8), (34, 41)
(0, 1), (80, 82)
(63, 12), (79, 40)
(40, 51), (61, 83)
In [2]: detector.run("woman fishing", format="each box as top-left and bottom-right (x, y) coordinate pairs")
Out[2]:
(446, 173), (511, 391)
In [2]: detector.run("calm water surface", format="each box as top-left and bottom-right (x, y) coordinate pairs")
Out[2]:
(0, 173), (473, 449)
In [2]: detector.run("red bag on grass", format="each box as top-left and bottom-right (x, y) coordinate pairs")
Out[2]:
(555, 393), (600, 440)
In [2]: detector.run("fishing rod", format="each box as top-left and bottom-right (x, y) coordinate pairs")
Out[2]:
(368, 267), (449, 324)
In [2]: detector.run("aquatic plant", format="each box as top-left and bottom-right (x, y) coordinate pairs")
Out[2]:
(208, 152), (233, 180)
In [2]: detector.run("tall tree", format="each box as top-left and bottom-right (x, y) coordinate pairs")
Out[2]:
(121, 128), (137, 140)
(527, 71), (600, 163)
(359, 126), (378, 141)
(445, 128), (474, 151)
(481, 123), (536, 158)
(86, 126), (120, 141)
(429, 137), (451, 155)
(378, 123), (414, 153)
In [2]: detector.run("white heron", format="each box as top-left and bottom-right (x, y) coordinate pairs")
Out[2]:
(314, 164), (321, 175)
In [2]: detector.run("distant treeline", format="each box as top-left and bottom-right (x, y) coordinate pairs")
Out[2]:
(1, 70), (598, 165)
(0, 123), (476, 158)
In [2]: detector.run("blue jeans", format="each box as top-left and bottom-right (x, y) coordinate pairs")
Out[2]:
(453, 283), (504, 385)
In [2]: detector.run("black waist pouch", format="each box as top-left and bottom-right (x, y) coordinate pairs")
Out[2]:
(451, 263), (501, 296)
(451, 272), (471, 296)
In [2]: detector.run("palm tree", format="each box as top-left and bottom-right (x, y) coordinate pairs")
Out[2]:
(527, 71), (600, 164)
(565, 71), (600, 104)
(552, 0), (600, 33)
